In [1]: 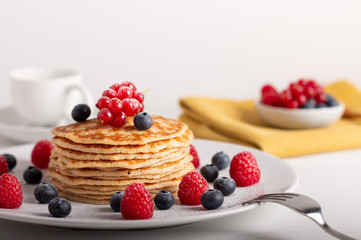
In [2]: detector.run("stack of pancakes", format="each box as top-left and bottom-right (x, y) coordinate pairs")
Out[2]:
(46, 115), (195, 205)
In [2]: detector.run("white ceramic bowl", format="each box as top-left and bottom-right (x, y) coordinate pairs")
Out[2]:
(255, 102), (345, 129)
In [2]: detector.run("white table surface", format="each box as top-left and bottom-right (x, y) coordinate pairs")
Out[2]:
(0, 107), (360, 240)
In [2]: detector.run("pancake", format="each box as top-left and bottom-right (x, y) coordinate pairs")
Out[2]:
(47, 115), (195, 205)
(52, 145), (190, 161)
(50, 150), (191, 169)
(52, 179), (179, 193)
(49, 156), (192, 179)
(57, 189), (177, 205)
(50, 162), (194, 181)
(47, 162), (194, 186)
(51, 116), (188, 145)
(51, 129), (193, 154)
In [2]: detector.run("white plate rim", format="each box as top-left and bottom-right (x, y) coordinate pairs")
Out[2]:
(0, 139), (298, 230)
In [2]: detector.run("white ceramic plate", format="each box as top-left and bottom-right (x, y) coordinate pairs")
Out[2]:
(0, 139), (298, 230)
(0, 106), (54, 143)
(256, 102), (345, 129)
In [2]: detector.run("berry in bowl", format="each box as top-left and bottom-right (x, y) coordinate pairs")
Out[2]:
(256, 79), (345, 129)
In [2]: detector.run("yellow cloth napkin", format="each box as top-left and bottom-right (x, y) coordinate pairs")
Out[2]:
(179, 80), (361, 158)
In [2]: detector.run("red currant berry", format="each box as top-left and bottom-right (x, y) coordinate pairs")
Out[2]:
(294, 93), (307, 107)
(133, 92), (144, 103)
(307, 80), (319, 89)
(314, 93), (326, 103)
(112, 112), (127, 127)
(120, 81), (137, 92)
(297, 79), (308, 87)
(97, 108), (114, 125)
(109, 83), (122, 92)
(138, 102), (144, 112)
(314, 86), (324, 95)
(102, 89), (117, 99)
(280, 89), (292, 107)
(303, 86), (315, 98)
(96, 96), (110, 110)
(132, 99), (141, 114)
(109, 98), (123, 114)
(117, 86), (134, 100)
(284, 99), (299, 108)
(289, 83), (304, 97)
(122, 98), (139, 116)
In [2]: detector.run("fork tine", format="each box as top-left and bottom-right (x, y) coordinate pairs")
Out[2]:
(252, 193), (298, 200)
(243, 193), (298, 205)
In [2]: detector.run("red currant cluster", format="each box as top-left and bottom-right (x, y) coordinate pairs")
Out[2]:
(96, 81), (144, 127)
(261, 79), (326, 108)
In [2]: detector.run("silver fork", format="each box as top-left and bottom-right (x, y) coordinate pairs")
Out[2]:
(243, 193), (356, 240)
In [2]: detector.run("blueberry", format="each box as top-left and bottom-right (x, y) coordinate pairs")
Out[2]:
(201, 189), (224, 210)
(325, 94), (339, 107)
(213, 177), (236, 196)
(154, 190), (175, 210)
(316, 103), (327, 108)
(302, 98), (317, 108)
(34, 183), (58, 203)
(110, 191), (124, 212)
(71, 104), (91, 122)
(134, 112), (153, 130)
(48, 197), (71, 218)
(200, 164), (219, 182)
(1, 153), (17, 171)
(23, 166), (43, 184)
(211, 151), (230, 170)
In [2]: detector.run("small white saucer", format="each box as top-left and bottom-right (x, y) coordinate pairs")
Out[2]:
(0, 106), (59, 143)
(256, 102), (345, 129)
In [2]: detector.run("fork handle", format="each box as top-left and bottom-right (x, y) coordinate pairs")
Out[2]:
(316, 223), (356, 240)
(308, 213), (356, 240)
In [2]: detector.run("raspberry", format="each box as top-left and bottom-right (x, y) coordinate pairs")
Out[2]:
(31, 140), (54, 169)
(0, 173), (23, 209)
(120, 182), (154, 219)
(190, 144), (200, 168)
(0, 155), (9, 175)
(261, 84), (281, 106)
(230, 151), (261, 187)
(178, 171), (209, 205)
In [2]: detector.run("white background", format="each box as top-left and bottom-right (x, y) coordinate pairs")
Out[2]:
(1, 0), (361, 113)
(0, 1), (361, 239)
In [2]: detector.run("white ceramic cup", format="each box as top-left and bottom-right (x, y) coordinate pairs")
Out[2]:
(10, 67), (94, 126)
